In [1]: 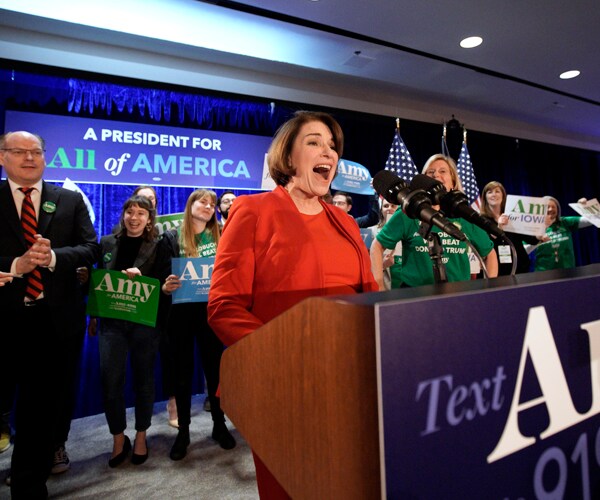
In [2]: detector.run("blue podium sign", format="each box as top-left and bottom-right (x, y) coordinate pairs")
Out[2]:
(376, 274), (600, 499)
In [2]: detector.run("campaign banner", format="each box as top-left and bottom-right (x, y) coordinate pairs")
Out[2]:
(171, 256), (214, 304)
(86, 269), (160, 327)
(4, 110), (272, 190)
(156, 212), (184, 235)
(569, 198), (600, 228)
(376, 273), (600, 499)
(503, 194), (548, 236)
(331, 159), (375, 195)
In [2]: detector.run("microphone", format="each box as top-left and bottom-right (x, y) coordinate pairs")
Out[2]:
(372, 169), (411, 205)
(410, 174), (505, 239)
(409, 174), (446, 204)
(372, 170), (467, 241)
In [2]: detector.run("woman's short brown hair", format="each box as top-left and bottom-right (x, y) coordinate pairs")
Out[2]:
(267, 110), (344, 186)
(118, 194), (157, 241)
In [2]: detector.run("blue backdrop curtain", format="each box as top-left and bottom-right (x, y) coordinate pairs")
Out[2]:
(1, 66), (293, 419)
(1, 62), (599, 419)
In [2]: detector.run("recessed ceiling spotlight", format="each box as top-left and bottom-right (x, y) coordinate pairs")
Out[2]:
(460, 36), (483, 49)
(559, 70), (580, 80)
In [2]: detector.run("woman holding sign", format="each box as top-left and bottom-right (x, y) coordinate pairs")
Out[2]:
(479, 181), (542, 275)
(532, 195), (594, 271)
(89, 194), (172, 467)
(161, 189), (236, 461)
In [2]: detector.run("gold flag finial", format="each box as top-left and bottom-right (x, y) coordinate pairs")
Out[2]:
(395, 117), (400, 130)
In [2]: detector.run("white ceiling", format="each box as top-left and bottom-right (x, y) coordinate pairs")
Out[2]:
(1, 0), (599, 151)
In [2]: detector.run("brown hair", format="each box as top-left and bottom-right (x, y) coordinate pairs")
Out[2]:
(480, 181), (507, 219)
(267, 110), (344, 186)
(133, 185), (158, 210)
(118, 194), (157, 242)
(180, 189), (220, 257)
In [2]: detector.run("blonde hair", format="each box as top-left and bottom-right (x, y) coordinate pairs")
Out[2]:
(180, 189), (220, 257)
(421, 154), (464, 192)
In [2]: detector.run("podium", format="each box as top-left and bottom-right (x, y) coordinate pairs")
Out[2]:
(220, 296), (380, 499)
(220, 264), (600, 500)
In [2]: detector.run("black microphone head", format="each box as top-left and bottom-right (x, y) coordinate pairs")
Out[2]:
(439, 189), (469, 215)
(440, 189), (505, 238)
(373, 170), (409, 205)
(410, 174), (447, 205)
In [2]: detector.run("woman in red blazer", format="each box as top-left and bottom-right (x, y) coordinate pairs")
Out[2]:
(208, 110), (378, 499)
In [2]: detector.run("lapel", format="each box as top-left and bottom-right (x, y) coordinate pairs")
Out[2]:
(0, 181), (28, 247)
(38, 181), (60, 234)
(133, 238), (157, 270)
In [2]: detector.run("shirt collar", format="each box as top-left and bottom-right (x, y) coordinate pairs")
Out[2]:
(8, 178), (43, 195)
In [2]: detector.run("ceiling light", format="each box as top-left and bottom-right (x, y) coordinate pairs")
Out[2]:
(460, 36), (483, 49)
(559, 70), (580, 80)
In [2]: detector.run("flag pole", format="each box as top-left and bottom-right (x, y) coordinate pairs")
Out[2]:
(384, 117), (418, 181)
(441, 121), (450, 157)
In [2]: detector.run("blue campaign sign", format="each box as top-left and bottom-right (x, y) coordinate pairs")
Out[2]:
(171, 257), (214, 303)
(4, 110), (272, 190)
(360, 228), (374, 250)
(331, 158), (375, 195)
(376, 274), (600, 499)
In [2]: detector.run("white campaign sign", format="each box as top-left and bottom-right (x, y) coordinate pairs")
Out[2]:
(569, 198), (600, 228)
(503, 194), (548, 236)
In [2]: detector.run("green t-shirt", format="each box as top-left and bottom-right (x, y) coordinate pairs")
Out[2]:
(534, 216), (580, 271)
(177, 229), (217, 258)
(376, 210), (493, 287)
(370, 225), (403, 289)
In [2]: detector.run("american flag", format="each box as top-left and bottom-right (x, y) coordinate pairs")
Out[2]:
(384, 127), (419, 182)
(456, 141), (481, 210)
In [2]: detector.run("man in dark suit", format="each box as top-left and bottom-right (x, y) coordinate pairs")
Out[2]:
(0, 131), (99, 499)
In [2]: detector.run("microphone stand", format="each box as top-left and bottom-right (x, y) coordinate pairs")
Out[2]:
(418, 222), (448, 284)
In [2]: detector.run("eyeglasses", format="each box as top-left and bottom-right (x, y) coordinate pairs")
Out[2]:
(1, 148), (46, 158)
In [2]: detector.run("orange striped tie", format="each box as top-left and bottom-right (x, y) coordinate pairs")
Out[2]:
(19, 187), (44, 300)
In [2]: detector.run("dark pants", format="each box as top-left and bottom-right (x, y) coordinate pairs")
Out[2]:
(158, 329), (177, 399)
(98, 318), (160, 434)
(0, 308), (84, 450)
(167, 302), (226, 428)
(5, 301), (79, 499)
(55, 318), (85, 447)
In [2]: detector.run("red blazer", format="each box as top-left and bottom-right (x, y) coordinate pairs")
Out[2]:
(208, 185), (378, 346)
